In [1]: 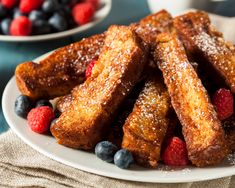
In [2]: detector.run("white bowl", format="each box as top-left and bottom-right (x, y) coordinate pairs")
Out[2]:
(0, 0), (112, 42)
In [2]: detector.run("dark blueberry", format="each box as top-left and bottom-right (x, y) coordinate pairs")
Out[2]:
(114, 149), (134, 169)
(49, 13), (67, 32)
(59, 0), (72, 4)
(32, 20), (52, 35)
(14, 95), (33, 118)
(57, 5), (71, 18)
(95, 141), (118, 163)
(42, 0), (60, 13)
(13, 8), (25, 19)
(36, 99), (53, 108)
(29, 10), (47, 22)
(1, 18), (12, 35)
(0, 4), (7, 18)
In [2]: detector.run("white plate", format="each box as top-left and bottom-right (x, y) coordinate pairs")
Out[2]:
(2, 52), (235, 183)
(0, 0), (111, 42)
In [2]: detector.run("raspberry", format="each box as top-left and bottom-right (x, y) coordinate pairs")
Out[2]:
(19, 0), (43, 14)
(162, 137), (189, 166)
(2, 0), (18, 8)
(10, 16), (32, 36)
(72, 2), (95, 25)
(212, 88), (234, 120)
(85, 60), (97, 79)
(27, 106), (54, 134)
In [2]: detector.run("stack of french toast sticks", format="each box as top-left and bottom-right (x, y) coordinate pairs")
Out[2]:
(15, 10), (235, 168)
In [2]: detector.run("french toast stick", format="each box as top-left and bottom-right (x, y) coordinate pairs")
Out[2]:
(122, 73), (174, 168)
(174, 11), (235, 93)
(133, 10), (173, 47)
(15, 10), (172, 100)
(56, 94), (73, 113)
(50, 25), (148, 150)
(154, 33), (229, 167)
(15, 33), (105, 100)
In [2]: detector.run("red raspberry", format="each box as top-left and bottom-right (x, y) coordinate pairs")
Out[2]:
(213, 88), (234, 120)
(19, 0), (43, 14)
(85, 60), (97, 79)
(2, 0), (18, 8)
(10, 16), (32, 36)
(72, 2), (95, 25)
(162, 137), (189, 166)
(27, 106), (54, 134)
(84, 0), (100, 9)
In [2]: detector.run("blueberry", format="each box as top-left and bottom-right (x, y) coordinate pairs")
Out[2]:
(13, 8), (25, 19)
(114, 149), (134, 169)
(32, 20), (52, 35)
(42, 0), (60, 13)
(14, 95), (33, 118)
(35, 99), (53, 108)
(57, 5), (71, 18)
(0, 4), (7, 18)
(95, 141), (118, 163)
(59, 0), (72, 4)
(1, 18), (12, 35)
(29, 10), (47, 22)
(49, 13), (67, 32)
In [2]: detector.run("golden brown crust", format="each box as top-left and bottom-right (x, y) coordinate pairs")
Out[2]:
(15, 10), (173, 100)
(15, 33), (105, 100)
(50, 25), (148, 150)
(56, 94), (73, 113)
(122, 73), (173, 168)
(134, 10), (173, 47)
(173, 11), (235, 93)
(154, 33), (229, 167)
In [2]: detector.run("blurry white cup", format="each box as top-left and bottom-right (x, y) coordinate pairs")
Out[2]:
(147, 0), (212, 15)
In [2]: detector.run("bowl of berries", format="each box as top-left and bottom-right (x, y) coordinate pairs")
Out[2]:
(0, 0), (112, 42)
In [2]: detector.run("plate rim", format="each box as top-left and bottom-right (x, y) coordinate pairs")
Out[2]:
(0, 0), (112, 42)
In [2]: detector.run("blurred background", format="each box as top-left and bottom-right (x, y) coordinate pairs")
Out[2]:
(0, 0), (235, 132)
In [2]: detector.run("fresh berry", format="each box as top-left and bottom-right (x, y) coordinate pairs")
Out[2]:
(58, 5), (71, 18)
(1, 0), (18, 9)
(32, 19), (51, 35)
(20, 0), (43, 14)
(0, 3), (7, 18)
(114, 149), (134, 169)
(14, 95), (32, 118)
(49, 13), (67, 32)
(85, 60), (97, 79)
(95, 141), (118, 163)
(42, 0), (60, 13)
(29, 10), (47, 22)
(1, 18), (11, 35)
(10, 16), (32, 36)
(27, 106), (55, 134)
(212, 88), (234, 120)
(36, 99), (53, 108)
(162, 137), (189, 166)
(72, 2), (95, 25)
(13, 8), (25, 19)
(60, 0), (72, 4)
(85, 0), (100, 10)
